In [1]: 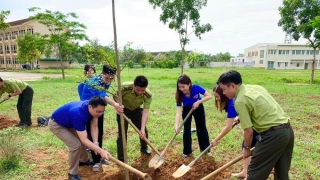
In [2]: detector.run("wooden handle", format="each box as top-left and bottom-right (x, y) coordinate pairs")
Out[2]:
(109, 155), (150, 179)
(189, 144), (212, 167)
(122, 114), (161, 155)
(160, 109), (193, 156)
(201, 148), (255, 180)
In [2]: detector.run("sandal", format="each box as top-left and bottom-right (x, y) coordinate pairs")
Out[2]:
(182, 153), (192, 158)
(101, 159), (110, 165)
(92, 163), (101, 172)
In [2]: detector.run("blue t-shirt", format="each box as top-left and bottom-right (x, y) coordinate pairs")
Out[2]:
(227, 98), (237, 118)
(51, 101), (92, 131)
(80, 74), (110, 101)
(177, 84), (206, 108)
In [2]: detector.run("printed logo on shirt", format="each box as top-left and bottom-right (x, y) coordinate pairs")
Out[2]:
(193, 94), (199, 99)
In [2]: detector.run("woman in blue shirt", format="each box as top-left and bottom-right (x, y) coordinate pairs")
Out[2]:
(212, 85), (258, 179)
(174, 74), (212, 157)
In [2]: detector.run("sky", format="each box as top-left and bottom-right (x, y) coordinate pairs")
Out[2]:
(1, 0), (307, 56)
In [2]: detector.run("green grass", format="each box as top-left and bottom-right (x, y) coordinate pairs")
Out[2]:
(0, 67), (319, 179)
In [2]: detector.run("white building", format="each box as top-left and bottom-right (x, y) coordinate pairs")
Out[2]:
(230, 56), (252, 63)
(244, 43), (320, 69)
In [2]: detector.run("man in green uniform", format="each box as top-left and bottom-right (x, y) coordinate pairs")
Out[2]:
(114, 75), (152, 162)
(0, 77), (34, 128)
(216, 70), (294, 180)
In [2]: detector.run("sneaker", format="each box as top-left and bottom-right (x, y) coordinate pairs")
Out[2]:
(68, 173), (81, 180)
(92, 163), (101, 172)
(182, 153), (192, 158)
(79, 160), (94, 166)
(101, 159), (110, 165)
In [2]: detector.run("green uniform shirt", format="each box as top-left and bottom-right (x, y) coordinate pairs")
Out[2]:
(234, 84), (289, 133)
(0, 79), (28, 97)
(120, 82), (152, 110)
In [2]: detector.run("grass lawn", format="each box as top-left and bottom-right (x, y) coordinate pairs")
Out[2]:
(0, 67), (319, 180)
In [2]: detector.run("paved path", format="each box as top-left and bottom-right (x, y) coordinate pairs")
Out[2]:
(0, 72), (62, 81)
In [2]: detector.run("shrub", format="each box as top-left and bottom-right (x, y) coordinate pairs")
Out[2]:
(0, 127), (26, 172)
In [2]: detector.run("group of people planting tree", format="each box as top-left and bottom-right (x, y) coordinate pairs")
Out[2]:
(0, 65), (294, 180)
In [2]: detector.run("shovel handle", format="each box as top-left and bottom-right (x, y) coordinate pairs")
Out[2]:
(122, 114), (161, 155)
(160, 109), (194, 156)
(0, 99), (6, 104)
(109, 155), (150, 179)
(188, 144), (212, 167)
(201, 147), (255, 180)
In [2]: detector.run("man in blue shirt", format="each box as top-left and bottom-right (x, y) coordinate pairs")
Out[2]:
(78, 65), (123, 171)
(49, 96), (110, 180)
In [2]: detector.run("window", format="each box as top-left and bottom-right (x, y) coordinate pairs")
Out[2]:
(255, 51), (258, 56)
(27, 28), (34, 34)
(12, 31), (18, 39)
(274, 50), (277, 54)
(11, 45), (17, 53)
(5, 45), (10, 53)
(0, 46), (3, 54)
(0, 58), (4, 64)
(316, 50), (319, 55)
(5, 32), (10, 40)
(278, 62), (281, 67)
(0, 33), (3, 40)
(292, 50), (295, 55)
(286, 50), (289, 55)
(259, 60), (264, 64)
(296, 50), (301, 55)
(279, 50), (282, 55)
(19, 30), (25, 36)
(306, 50), (310, 55)
(310, 50), (314, 55)
(248, 52), (251, 56)
(301, 50), (305, 55)
(260, 50), (265, 58)
(297, 63), (300, 67)
(285, 62), (288, 67)
(12, 58), (18, 64)
(6, 58), (10, 64)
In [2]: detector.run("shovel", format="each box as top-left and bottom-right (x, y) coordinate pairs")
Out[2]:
(122, 114), (161, 156)
(108, 155), (152, 180)
(201, 147), (255, 180)
(148, 109), (194, 169)
(0, 99), (6, 104)
(172, 144), (212, 178)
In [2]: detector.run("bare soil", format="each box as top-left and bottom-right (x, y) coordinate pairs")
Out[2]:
(0, 115), (233, 180)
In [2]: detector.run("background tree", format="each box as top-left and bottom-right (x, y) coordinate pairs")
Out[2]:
(0, 10), (10, 30)
(16, 32), (45, 69)
(149, 0), (212, 74)
(187, 51), (200, 68)
(29, 7), (88, 79)
(278, 0), (320, 83)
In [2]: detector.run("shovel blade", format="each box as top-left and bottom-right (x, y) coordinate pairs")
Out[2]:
(148, 154), (164, 168)
(172, 164), (190, 178)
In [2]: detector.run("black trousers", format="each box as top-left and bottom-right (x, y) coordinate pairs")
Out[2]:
(182, 104), (210, 155)
(17, 86), (33, 125)
(86, 114), (104, 163)
(116, 108), (149, 161)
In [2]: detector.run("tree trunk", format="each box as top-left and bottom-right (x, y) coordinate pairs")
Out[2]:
(311, 47), (315, 83)
(181, 47), (185, 75)
(59, 46), (65, 79)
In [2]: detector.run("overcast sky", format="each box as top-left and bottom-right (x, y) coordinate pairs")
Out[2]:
(1, 0), (307, 56)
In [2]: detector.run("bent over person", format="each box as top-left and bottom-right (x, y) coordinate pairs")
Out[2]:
(114, 75), (152, 162)
(217, 70), (294, 180)
(49, 96), (110, 180)
(0, 77), (34, 128)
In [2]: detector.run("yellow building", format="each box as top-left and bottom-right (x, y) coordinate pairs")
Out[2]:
(0, 18), (74, 69)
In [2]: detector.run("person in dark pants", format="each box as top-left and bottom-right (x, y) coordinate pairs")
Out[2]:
(0, 77), (33, 128)
(217, 70), (294, 180)
(78, 65), (123, 171)
(114, 75), (152, 162)
(174, 74), (212, 157)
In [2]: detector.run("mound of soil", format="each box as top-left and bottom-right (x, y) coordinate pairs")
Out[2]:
(0, 115), (19, 130)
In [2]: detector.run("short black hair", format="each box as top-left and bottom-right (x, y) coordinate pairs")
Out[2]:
(0, 77), (2, 82)
(134, 75), (148, 87)
(89, 96), (107, 108)
(102, 64), (116, 75)
(217, 70), (242, 86)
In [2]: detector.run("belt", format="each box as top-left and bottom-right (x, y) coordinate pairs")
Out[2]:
(261, 122), (290, 134)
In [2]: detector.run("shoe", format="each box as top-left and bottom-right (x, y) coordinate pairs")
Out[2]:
(101, 159), (110, 165)
(68, 173), (81, 180)
(15, 123), (24, 127)
(141, 148), (151, 155)
(206, 152), (213, 157)
(92, 163), (101, 172)
(78, 160), (94, 166)
(182, 153), (192, 158)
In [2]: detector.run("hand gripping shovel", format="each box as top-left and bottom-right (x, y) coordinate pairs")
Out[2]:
(201, 147), (255, 180)
(172, 144), (212, 178)
(108, 155), (152, 180)
(122, 114), (161, 156)
(148, 109), (194, 169)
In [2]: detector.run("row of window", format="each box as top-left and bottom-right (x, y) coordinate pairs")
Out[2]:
(248, 51), (258, 57)
(0, 58), (19, 64)
(0, 29), (33, 41)
(0, 45), (17, 54)
(268, 49), (319, 55)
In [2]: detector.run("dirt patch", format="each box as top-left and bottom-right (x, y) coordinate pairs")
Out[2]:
(0, 115), (19, 129)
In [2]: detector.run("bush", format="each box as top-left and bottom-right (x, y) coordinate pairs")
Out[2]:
(0, 127), (26, 172)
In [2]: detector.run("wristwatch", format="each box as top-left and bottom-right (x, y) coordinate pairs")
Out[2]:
(244, 146), (250, 150)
